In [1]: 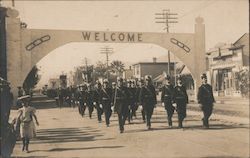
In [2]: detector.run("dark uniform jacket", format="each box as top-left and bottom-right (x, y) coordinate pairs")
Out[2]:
(93, 88), (102, 104)
(75, 90), (83, 102)
(135, 86), (142, 104)
(81, 90), (89, 104)
(87, 89), (94, 106)
(113, 86), (129, 114)
(127, 87), (136, 106)
(139, 85), (157, 107)
(161, 84), (174, 105)
(197, 84), (215, 105)
(100, 87), (113, 109)
(173, 85), (188, 104)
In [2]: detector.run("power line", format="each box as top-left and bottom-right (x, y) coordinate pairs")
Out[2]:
(100, 46), (114, 79)
(155, 9), (178, 83)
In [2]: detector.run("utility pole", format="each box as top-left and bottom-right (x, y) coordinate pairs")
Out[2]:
(155, 9), (178, 83)
(84, 57), (88, 83)
(100, 46), (113, 79)
(11, 0), (15, 7)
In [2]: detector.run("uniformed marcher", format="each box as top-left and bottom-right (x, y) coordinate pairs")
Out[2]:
(57, 87), (64, 108)
(75, 85), (83, 115)
(127, 79), (136, 123)
(173, 77), (188, 128)
(87, 84), (94, 119)
(113, 77), (129, 133)
(197, 73), (215, 128)
(111, 82), (117, 113)
(161, 75), (175, 127)
(136, 78), (145, 122)
(130, 80), (137, 119)
(81, 84), (88, 116)
(139, 75), (157, 130)
(93, 81), (103, 122)
(100, 79), (113, 127)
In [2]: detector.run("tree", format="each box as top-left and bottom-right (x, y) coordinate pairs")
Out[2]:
(23, 66), (41, 95)
(236, 68), (249, 97)
(110, 60), (125, 77)
(93, 61), (108, 79)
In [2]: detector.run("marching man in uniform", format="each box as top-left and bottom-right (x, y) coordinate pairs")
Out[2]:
(93, 81), (103, 123)
(100, 79), (113, 127)
(127, 79), (136, 123)
(113, 77), (129, 133)
(197, 73), (215, 128)
(136, 78), (146, 122)
(173, 76), (188, 128)
(161, 74), (175, 127)
(139, 75), (157, 130)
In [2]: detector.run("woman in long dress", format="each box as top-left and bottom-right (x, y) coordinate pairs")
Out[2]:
(16, 96), (39, 153)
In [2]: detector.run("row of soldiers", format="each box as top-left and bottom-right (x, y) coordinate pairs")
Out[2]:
(72, 73), (215, 133)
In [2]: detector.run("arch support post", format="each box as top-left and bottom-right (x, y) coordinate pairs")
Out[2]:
(193, 17), (206, 101)
(6, 8), (23, 101)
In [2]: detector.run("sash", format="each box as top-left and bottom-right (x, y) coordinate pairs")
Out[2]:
(145, 86), (154, 97)
(202, 85), (211, 95)
(102, 88), (111, 100)
(164, 85), (172, 96)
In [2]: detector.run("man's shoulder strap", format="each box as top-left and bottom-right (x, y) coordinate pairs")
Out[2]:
(201, 84), (211, 94)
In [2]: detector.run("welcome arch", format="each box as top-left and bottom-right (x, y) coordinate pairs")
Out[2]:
(5, 8), (205, 99)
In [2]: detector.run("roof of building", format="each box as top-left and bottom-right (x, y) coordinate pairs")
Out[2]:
(207, 33), (249, 55)
(233, 33), (249, 45)
(132, 62), (175, 66)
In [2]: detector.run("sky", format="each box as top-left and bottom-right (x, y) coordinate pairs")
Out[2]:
(1, 0), (249, 88)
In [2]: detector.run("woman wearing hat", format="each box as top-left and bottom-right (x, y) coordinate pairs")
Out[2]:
(15, 96), (39, 153)
(173, 77), (188, 128)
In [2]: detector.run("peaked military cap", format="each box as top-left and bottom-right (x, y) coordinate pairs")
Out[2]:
(201, 73), (207, 79)
(103, 79), (109, 83)
(117, 77), (123, 82)
(145, 75), (152, 81)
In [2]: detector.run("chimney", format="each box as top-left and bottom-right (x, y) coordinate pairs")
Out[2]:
(153, 57), (157, 63)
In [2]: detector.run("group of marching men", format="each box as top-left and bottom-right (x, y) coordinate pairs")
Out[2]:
(71, 73), (215, 133)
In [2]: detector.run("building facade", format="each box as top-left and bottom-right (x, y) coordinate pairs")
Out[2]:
(48, 78), (60, 89)
(207, 33), (249, 96)
(132, 62), (175, 80)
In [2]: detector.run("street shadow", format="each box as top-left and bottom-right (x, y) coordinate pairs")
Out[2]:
(182, 124), (249, 130)
(29, 145), (124, 153)
(125, 126), (179, 133)
(114, 117), (201, 126)
(11, 156), (47, 158)
(200, 156), (244, 158)
(48, 145), (124, 152)
(32, 127), (110, 144)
